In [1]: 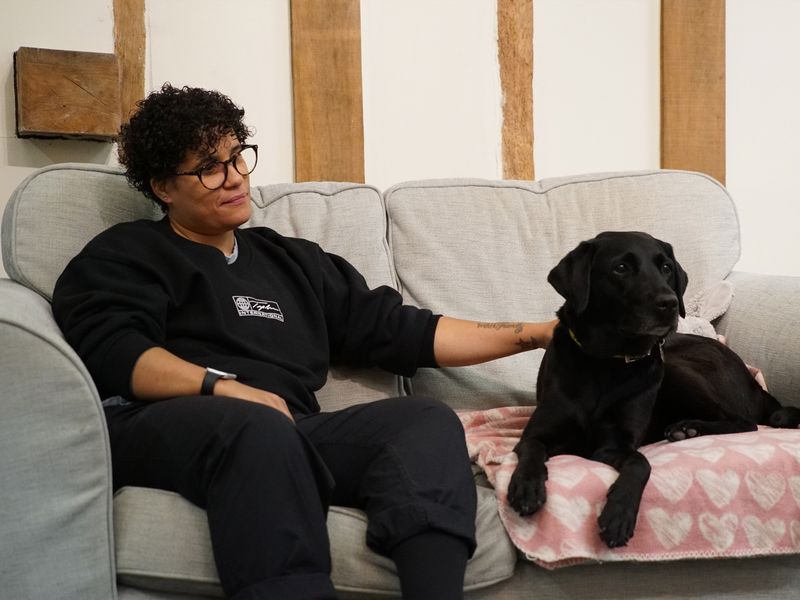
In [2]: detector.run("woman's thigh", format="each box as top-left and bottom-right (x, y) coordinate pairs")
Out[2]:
(104, 396), (313, 506)
(296, 396), (471, 507)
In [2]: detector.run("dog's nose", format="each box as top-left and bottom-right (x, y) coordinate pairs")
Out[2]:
(655, 295), (679, 313)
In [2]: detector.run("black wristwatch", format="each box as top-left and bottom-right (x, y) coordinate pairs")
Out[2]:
(201, 368), (237, 395)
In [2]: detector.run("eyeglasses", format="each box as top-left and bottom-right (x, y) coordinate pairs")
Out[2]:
(175, 144), (258, 190)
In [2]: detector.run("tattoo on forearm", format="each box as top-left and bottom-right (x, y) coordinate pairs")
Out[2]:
(515, 336), (539, 351)
(477, 322), (524, 334)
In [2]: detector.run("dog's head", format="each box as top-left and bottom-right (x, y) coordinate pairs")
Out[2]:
(548, 231), (688, 358)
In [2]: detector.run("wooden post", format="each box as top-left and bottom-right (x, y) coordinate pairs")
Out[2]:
(498, 0), (534, 180)
(291, 0), (364, 183)
(290, 0), (365, 183)
(661, 0), (726, 184)
(113, 0), (146, 124)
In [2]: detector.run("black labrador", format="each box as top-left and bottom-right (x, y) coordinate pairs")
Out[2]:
(508, 231), (800, 548)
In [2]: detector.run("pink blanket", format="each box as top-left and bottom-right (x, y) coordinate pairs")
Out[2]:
(459, 406), (800, 569)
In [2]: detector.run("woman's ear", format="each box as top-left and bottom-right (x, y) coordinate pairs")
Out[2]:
(150, 177), (172, 206)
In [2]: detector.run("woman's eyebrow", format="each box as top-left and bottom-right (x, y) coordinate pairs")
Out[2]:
(189, 141), (244, 170)
(211, 143), (244, 162)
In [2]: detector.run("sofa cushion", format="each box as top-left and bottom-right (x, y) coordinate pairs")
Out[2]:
(2, 164), (160, 300)
(247, 183), (403, 409)
(386, 171), (741, 409)
(248, 183), (396, 292)
(113, 484), (516, 597)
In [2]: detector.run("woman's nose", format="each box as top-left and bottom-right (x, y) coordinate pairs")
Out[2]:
(224, 161), (245, 187)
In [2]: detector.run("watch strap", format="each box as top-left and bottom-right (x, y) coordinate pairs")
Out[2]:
(201, 369), (223, 395)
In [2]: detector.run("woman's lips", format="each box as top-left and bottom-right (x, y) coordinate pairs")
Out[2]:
(222, 193), (247, 206)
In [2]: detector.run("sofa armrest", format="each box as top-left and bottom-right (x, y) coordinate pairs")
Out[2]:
(0, 280), (116, 599)
(716, 271), (800, 407)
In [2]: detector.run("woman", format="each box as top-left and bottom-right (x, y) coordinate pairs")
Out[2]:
(52, 83), (556, 599)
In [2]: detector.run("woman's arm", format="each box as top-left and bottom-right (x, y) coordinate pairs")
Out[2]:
(131, 347), (293, 421)
(433, 316), (557, 367)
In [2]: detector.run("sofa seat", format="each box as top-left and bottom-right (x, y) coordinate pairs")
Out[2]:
(113, 484), (516, 598)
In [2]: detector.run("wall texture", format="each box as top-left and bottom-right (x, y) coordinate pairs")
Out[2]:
(0, 0), (798, 276)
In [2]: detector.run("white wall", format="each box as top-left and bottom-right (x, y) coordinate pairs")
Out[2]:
(726, 0), (800, 276)
(362, 0), (502, 190)
(0, 0), (117, 240)
(533, 0), (661, 177)
(1, 0), (799, 277)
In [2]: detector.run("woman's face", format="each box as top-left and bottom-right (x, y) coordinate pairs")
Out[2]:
(152, 133), (253, 236)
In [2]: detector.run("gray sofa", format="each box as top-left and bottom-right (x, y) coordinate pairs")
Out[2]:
(2, 165), (800, 599)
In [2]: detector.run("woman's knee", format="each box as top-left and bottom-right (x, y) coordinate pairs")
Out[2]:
(400, 395), (465, 437)
(214, 397), (299, 454)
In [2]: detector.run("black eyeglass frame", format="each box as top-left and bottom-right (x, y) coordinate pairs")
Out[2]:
(174, 144), (259, 190)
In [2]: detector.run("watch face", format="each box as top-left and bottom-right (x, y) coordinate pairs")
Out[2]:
(207, 368), (237, 380)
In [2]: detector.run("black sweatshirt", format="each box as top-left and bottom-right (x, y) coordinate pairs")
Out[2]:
(51, 218), (440, 415)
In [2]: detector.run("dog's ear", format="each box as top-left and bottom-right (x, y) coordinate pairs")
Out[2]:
(548, 240), (596, 314)
(658, 240), (689, 317)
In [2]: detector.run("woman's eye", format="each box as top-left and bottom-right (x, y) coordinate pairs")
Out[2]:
(201, 162), (221, 175)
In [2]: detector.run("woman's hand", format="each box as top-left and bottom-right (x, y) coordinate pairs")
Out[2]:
(534, 318), (559, 350)
(214, 379), (294, 422)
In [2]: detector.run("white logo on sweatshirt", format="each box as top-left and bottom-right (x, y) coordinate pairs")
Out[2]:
(232, 296), (284, 322)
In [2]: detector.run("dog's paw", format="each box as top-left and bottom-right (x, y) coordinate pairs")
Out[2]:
(664, 420), (703, 442)
(597, 500), (637, 548)
(507, 469), (547, 517)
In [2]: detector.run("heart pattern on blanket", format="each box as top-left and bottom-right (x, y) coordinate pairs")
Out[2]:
(548, 465), (588, 489)
(699, 512), (738, 551)
(729, 444), (776, 465)
(745, 471), (786, 510)
(696, 469), (740, 508)
(742, 516), (786, 549)
(505, 512), (538, 542)
(779, 443), (800, 463)
(648, 452), (679, 467)
(590, 466), (619, 487)
(545, 494), (592, 532)
(459, 407), (800, 570)
(684, 447), (726, 463)
(645, 508), (692, 549)
(650, 468), (693, 504)
(789, 476), (800, 507)
(790, 520), (800, 548)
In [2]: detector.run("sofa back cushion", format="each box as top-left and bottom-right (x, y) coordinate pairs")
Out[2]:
(2, 165), (401, 407)
(2, 164), (161, 300)
(246, 183), (403, 408)
(386, 171), (741, 409)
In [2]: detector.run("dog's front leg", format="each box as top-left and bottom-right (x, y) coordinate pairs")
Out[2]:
(591, 447), (651, 548)
(508, 435), (549, 516)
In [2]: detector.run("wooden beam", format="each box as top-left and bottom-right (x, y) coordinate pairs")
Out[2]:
(14, 47), (121, 141)
(498, 0), (534, 180)
(661, 0), (725, 184)
(290, 0), (365, 183)
(113, 0), (146, 125)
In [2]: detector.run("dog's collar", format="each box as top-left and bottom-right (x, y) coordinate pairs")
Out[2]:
(568, 328), (664, 363)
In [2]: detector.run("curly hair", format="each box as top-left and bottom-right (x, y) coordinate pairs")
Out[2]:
(118, 83), (253, 212)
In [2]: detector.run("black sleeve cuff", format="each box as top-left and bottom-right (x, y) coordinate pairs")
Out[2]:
(417, 313), (442, 369)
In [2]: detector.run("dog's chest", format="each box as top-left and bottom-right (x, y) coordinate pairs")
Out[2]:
(559, 356), (662, 440)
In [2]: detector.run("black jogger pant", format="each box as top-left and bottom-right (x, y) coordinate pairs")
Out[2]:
(104, 395), (477, 599)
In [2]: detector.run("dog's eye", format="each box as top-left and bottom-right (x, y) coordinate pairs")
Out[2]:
(613, 263), (629, 275)
(661, 263), (673, 275)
